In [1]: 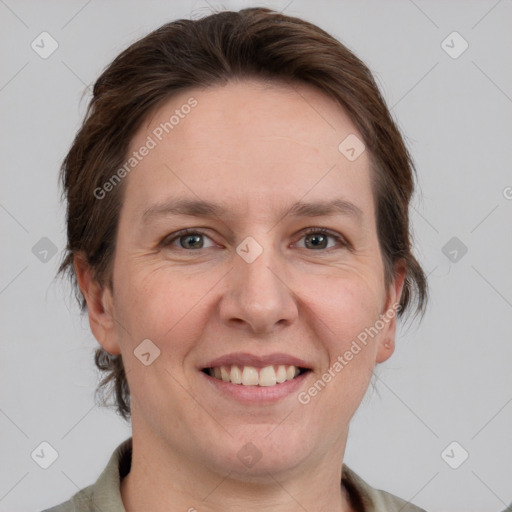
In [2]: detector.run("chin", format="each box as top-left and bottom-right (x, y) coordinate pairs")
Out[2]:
(206, 426), (312, 480)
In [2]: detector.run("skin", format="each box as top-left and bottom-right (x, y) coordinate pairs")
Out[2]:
(76, 79), (405, 512)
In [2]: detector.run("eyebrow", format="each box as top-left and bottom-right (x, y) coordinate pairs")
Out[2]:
(141, 198), (363, 224)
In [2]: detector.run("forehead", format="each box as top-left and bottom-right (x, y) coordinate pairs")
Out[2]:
(135, 79), (362, 158)
(123, 79), (374, 222)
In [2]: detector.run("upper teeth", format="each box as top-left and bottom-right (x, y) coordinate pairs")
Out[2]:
(208, 365), (300, 386)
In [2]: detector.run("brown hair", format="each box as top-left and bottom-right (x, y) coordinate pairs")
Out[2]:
(58, 7), (428, 420)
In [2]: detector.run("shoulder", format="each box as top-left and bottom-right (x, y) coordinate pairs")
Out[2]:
(40, 438), (132, 512)
(40, 485), (94, 512)
(342, 465), (428, 512)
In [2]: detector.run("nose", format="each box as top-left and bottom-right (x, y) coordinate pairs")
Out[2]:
(219, 241), (299, 335)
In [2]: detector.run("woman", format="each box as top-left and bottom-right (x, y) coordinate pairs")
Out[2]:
(45, 7), (428, 512)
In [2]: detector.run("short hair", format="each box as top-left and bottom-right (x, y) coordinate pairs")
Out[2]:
(58, 7), (428, 420)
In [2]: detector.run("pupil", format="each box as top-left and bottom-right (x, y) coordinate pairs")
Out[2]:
(182, 234), (202, 249)
(180, 233), (327, 250)
(307, 233), (326, 249)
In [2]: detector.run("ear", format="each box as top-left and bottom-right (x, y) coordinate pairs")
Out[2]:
(74, 253), (121, 355)
(375, 261), (407, 364)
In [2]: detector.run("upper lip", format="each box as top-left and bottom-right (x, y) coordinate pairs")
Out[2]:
(201, 352), (311, 370)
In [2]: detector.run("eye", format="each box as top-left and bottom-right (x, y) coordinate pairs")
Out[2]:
(295, 227), (348, 251)
(162, 229), (216, 250)
(161, 227), (349, 252)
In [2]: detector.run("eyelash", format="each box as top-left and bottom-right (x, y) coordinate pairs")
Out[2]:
(162, 227), (350, 252)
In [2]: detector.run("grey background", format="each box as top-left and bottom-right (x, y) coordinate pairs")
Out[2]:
(1, 1), (511, 511)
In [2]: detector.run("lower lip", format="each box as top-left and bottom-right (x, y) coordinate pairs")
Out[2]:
(200, 371), (310, 403)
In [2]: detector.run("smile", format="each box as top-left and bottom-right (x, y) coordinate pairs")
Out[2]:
(203, 365), (307, 387)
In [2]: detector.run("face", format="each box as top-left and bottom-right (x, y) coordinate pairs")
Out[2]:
(81, 80), (404, 479)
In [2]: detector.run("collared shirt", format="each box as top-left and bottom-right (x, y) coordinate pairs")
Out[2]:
(41, 438), (427, 512)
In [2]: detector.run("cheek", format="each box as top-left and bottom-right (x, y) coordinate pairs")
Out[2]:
(113, 249), (385, 350)
(111, 267), (210, 415)
(303, 274), (384, 401)
(309, 270), (384, 342)
(112, 262), (222, 349)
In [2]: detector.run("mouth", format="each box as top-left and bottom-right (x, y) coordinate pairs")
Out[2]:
(201, 364), (310, 387)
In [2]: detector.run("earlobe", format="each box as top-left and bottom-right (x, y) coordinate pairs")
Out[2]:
(375, 261), (407, 364)
(74, 254), (121, 355)
(376, 338), (395, 364)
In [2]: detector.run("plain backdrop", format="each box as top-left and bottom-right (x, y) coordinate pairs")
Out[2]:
(1, 1), (511, 511)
